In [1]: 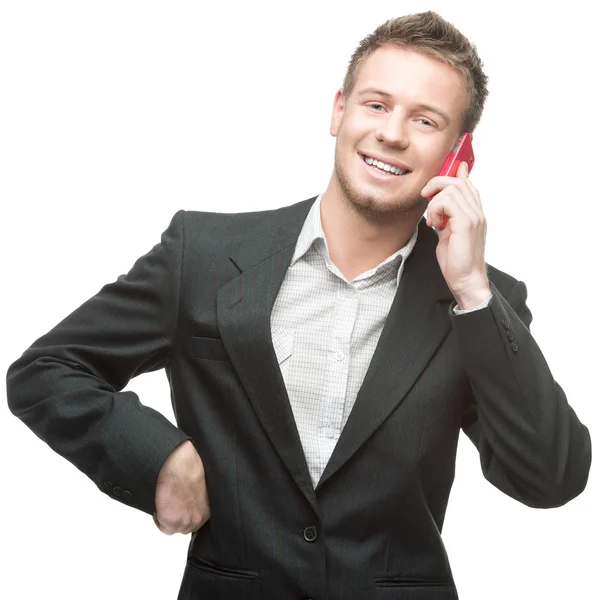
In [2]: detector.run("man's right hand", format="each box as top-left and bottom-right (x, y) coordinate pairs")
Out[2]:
(153, 440), (211, 535)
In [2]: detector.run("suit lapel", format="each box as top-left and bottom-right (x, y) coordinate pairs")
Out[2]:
(216, 196), (455, 505)
(217, 198), (318, 511)
(317, 221), (455, 488)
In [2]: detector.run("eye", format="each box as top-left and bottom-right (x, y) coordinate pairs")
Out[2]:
(368, 103), (386, 112)
(416, 118), (435, 128)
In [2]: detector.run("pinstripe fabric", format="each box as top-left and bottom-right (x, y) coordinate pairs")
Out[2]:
(6, 200), (591, 598)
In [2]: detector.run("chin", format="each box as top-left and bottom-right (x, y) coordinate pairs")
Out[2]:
(345, 190), (424, 224)
(345, 182), (423, 217)
(336, 157), (423, 215)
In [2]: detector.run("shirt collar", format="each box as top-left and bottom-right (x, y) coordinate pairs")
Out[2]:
(290, 193), (420, 287)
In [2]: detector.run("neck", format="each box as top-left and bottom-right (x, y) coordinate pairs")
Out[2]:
(319, 183), (424, 279)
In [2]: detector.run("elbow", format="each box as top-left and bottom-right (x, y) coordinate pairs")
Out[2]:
(6, 363), (27, 418)
(532, 441), (592, 509)
(6, 359), (22, 416)
(5, 352), (43, 418)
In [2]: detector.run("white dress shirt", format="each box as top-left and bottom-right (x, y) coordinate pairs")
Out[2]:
(270, 194), (491, 487)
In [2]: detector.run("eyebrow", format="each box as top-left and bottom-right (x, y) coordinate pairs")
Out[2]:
(356, 87), (451, 125)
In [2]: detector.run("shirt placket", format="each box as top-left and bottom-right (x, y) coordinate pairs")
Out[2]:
(317, 280), (359, 472)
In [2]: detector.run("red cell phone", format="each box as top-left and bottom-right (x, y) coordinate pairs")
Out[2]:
(429, 132), (475, 228)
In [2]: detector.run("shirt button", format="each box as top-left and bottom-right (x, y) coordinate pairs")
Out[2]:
(335, 351), (344, 361)
(324, 427), (335, 439)
(303, 526), (318, 542)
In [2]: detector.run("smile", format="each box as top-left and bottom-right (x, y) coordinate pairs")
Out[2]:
(361, 155), (410, 177)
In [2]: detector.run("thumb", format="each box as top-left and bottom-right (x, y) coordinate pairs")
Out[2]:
(153, 512), (169, 534)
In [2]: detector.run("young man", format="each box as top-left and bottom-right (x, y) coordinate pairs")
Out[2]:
(7, 11), (591, 599)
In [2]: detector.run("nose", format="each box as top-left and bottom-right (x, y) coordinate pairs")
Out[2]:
(375, 108), (410, 148)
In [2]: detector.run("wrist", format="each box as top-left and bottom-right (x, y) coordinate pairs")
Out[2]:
(454, 286), (492, 311)
(160, 440), (200, 478)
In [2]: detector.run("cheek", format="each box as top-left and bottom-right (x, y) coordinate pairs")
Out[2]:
(417, 144), (451, 176)
(339, 113), (370, 141)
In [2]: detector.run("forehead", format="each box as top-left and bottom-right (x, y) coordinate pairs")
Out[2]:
(353, 45), (467, 114)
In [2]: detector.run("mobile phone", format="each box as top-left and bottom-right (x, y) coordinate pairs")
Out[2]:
(428, 132), (475, 228)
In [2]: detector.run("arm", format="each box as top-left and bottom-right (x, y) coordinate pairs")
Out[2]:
(423, 161), (591, 508)
(454, 279), (591, 508)
(6, 211), (192, 515)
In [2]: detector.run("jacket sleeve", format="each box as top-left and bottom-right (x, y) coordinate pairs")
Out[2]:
(454, 279), (592, 508)
(6, 210), (192, 515)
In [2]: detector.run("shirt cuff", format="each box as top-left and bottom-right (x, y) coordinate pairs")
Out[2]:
(453, 294), (493, 315)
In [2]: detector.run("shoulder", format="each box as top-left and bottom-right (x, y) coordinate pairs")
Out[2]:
(171, 196), (316, 245)
(485, 261), (527, 303)
(174, 205), (269, 230)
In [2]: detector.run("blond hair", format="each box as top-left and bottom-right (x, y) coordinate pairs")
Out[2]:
(342, 11), (489, 133)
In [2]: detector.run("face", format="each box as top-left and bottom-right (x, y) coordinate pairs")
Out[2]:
(330, 45), (469, 223)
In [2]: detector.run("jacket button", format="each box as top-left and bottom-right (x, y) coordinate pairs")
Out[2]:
(122, 490), (132, 503)
(103, 481), (113, 492)
(113, 486), (122, 497)
(506, 330), (515, 341)
(303, 526), (318, 542)
(501, 317), (510, 329)
(511, 341), (519, 352)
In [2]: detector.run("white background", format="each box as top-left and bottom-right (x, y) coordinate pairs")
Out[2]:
(1, 1), (597, 598)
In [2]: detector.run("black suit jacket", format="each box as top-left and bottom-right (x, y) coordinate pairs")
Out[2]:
(6, 196), (591, 599)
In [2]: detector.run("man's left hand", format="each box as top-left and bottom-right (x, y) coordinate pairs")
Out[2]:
(421, 161), (491, 310)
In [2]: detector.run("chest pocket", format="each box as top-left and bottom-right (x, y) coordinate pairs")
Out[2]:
(271, 327), (295, 381)
(190, 335), (229, 362)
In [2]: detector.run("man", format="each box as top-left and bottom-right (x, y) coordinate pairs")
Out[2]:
(6, 11), (591, 600)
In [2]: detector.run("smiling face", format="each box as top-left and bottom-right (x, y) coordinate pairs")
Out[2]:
(329, 45), (469, 223)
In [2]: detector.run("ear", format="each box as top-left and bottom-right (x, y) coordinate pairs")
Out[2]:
(330, 89), (345, 137)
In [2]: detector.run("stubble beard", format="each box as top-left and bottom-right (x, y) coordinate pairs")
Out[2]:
(334, 152), (426, 224)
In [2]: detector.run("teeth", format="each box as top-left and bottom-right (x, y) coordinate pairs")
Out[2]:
(363, 155), (407, 176)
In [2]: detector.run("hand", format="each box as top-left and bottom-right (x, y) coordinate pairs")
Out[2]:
(421, 161), (491, 309)
(153, 440), (211, 535)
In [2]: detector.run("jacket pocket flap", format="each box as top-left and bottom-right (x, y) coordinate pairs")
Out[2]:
(191, 335), (229, 361)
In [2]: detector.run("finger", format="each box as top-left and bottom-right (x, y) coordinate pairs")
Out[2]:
(153, 512), (176, 535)
(427, 189), (455, 230)
(452, 178), (481, 215)
(448, 169), (482, 211)
(428, 187), (479, 230)
(422, 171), (474, 200)
(447, 186), (481, 224)
(457, 160), (469, 179)
(435, 175), (482, 216)
(455, 161), (484, 209)
(461, 176), (482, 210)
(421, 175), (461, 199)
(182, 517), (203, 535)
